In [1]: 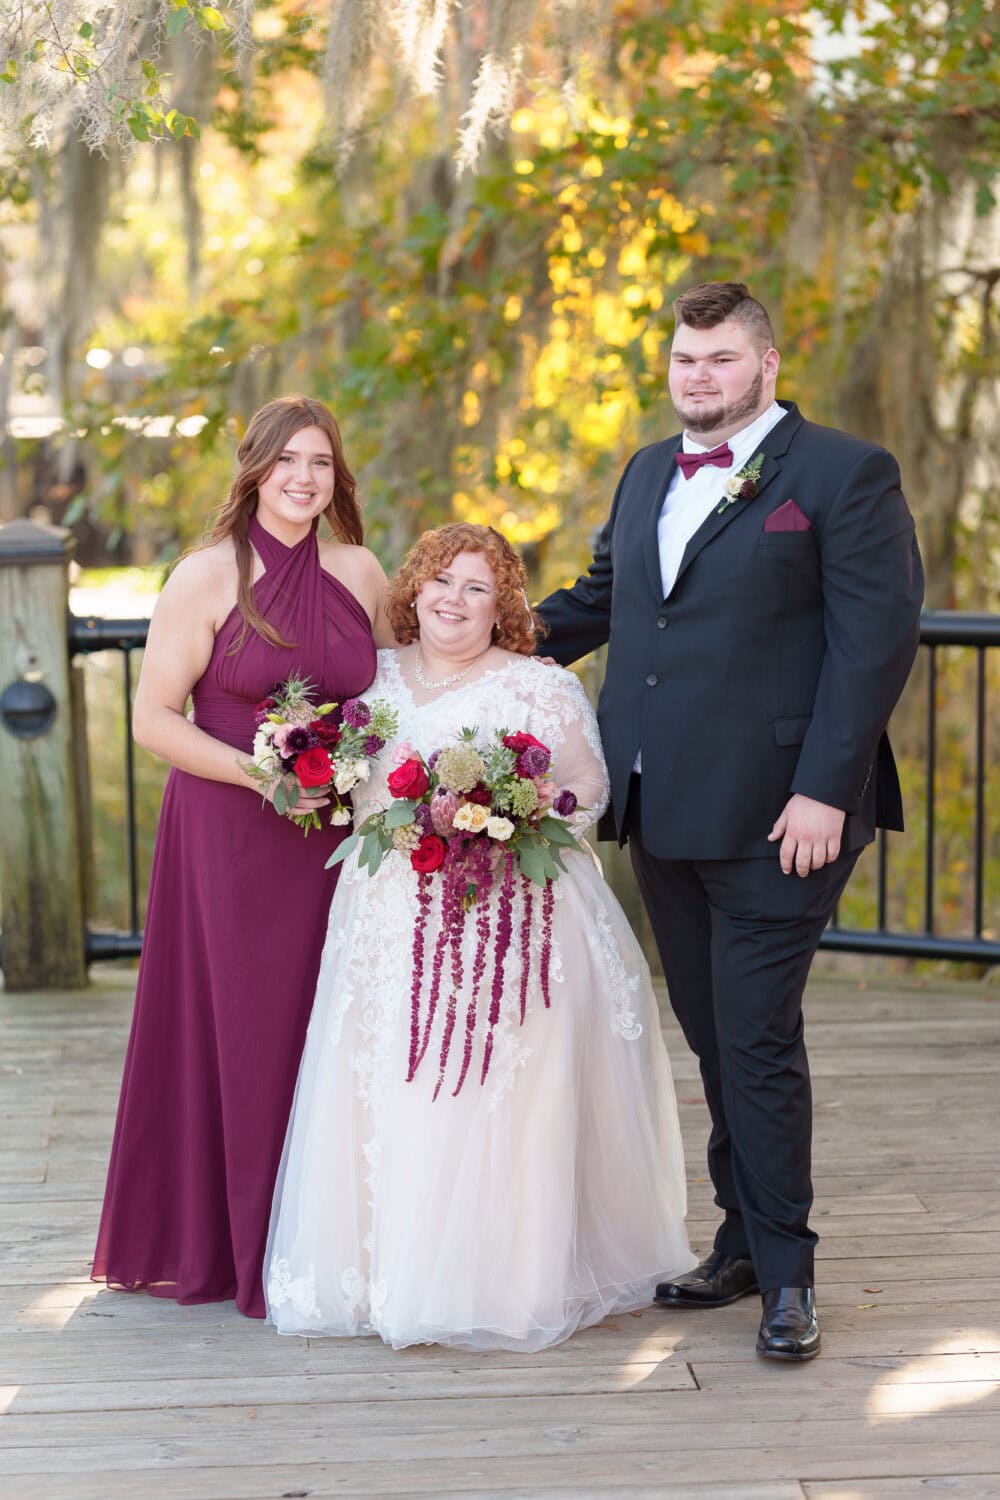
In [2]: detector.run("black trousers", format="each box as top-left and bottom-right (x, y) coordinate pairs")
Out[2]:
(625, 775), (861, 1290)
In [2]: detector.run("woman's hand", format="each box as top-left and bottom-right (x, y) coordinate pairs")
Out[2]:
(261, 778), (331, 819)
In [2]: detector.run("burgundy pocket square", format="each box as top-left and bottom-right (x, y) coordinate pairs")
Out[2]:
(764, 498), (812, 532)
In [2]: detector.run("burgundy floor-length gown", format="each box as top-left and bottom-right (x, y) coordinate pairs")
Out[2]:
(93, 515), (377, 1317)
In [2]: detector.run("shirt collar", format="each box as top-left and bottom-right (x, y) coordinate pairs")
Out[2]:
(682, 400), (785, 457)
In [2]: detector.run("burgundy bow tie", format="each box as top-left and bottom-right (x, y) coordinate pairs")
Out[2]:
(676, 443), (734, 480)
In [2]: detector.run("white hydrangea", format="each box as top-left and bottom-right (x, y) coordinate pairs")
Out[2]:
(334, 765), (360, 794)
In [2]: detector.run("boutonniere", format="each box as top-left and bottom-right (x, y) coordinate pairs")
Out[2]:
(717, 452), (765, 514)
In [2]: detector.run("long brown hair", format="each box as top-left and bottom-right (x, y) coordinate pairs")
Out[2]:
(205, 395), (363, 651)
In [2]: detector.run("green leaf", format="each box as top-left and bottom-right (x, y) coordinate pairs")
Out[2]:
(166, 8), (188, 37)
(359, 833), (388, 877)
(78, 22), (94, 39)
(142, 59), (159, 84)
(286, 782), (300, 809)
(127, 116), (151, 142)
(63, 494), (88, 525)
(537, 815), (579, 847)
(273, 782), (287, 815)
(384, 799), (417, 828)
(325, 830), (360, 868)
(975, 183), (996, 217)
(516, 838), (549, 887)
(194, 5), (227, 31)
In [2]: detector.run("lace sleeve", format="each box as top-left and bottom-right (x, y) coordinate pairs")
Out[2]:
(526, 665), (609, 838)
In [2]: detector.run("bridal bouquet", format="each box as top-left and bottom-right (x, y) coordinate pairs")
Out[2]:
(244, 673), (398, 833)
(327, 726), (585, 1098)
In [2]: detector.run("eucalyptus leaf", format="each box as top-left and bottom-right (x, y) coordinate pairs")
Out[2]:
(537, 816), (578, 847)
(384, 799), (417, 828)
(516, 839), (549, 887)
(325, 831), (359, 868)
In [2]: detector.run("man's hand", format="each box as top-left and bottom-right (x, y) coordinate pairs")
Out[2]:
(767, 794), (846, 877)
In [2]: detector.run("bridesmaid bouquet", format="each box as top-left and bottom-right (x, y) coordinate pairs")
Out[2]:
(327, 727), (586, 1098)
(245, 673), (398, 833)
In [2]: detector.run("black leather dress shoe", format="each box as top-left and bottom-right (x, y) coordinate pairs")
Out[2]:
(654, 1250), (759, 1308)
(756, 1287), (821, 1361)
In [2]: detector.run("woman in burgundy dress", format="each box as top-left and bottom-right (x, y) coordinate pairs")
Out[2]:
(93, 396), (388, 1317)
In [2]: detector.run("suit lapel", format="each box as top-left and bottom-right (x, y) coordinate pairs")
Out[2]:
(669, 403), (804, 597)
(643, 435), (683, 602)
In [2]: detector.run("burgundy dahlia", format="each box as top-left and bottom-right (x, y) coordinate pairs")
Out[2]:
(285, 726), (311, 754)
(364, 733), (385, 756)
(552, 789), (577, 817)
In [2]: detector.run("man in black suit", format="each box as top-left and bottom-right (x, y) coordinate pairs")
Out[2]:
(536, 282), (923, 1361)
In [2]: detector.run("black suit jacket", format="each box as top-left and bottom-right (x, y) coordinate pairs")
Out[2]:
(536, 403), (925, 859)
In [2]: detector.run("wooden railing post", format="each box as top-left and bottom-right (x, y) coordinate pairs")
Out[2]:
(0, 518), (88, 989)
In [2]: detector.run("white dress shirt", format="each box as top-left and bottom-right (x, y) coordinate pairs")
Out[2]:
(657, 400), (787, 600)
(633, 400), (788, 775)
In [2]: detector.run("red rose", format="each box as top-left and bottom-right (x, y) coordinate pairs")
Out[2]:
(309, 718), (341, 748)
(294, 746), (334, 789)
(465, 782), (492, 806)
(410, 834), (447, 873)
(387, 758), (430, 799)
(502, 731), (549, 756)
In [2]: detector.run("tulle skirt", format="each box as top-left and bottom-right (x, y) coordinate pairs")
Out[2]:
(265, 849), (695, 1351)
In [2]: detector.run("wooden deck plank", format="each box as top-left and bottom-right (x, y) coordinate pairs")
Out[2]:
(0, 970), (996, 1499)
(804, 1481), (1000, 1498)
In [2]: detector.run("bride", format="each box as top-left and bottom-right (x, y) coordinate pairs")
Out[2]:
(265, 522), (695, 1351)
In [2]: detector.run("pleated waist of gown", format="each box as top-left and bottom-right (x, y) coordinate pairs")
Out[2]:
(191, 688), (260, 752)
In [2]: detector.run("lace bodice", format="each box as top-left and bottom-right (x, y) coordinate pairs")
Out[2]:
(355, 650), (610, 838)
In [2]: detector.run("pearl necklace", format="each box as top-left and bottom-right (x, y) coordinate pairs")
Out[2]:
(414, 644), (493, 691)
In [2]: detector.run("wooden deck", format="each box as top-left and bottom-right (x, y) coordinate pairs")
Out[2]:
(1, 967), (998, 1500)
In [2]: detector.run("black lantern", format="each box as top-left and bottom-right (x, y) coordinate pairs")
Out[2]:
(0, 678), (57, 739)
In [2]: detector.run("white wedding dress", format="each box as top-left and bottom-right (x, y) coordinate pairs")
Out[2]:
(265, 650), (695, 1350)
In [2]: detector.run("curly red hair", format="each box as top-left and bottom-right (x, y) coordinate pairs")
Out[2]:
(386, 523), (546, 655)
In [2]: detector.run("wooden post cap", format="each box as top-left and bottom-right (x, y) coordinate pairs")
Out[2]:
(0, 518), (75, 566)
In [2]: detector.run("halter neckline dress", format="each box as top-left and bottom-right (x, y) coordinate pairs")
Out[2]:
(93, 514), (377, 1317)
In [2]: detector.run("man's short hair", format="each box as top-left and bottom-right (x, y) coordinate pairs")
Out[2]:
(673, 281), (775, 352)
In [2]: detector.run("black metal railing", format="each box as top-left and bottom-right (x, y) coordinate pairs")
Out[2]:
(71, 609), (999, 966)
(822, 610), (999, 964)
(70, 615), (150, 961)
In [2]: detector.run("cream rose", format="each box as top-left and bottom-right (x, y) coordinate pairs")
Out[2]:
(486, 815), (515, 842)
(454, 802), (490, 833)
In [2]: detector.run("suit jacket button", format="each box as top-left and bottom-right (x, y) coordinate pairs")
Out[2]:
(656, 615), (668, 629)
(646, 673), (658, 687)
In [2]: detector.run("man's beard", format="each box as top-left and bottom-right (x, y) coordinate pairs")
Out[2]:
(675, 365), (764, 434)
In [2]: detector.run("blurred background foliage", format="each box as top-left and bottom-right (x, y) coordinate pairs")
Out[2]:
(1, 0), (998, 604)
(1, 0), (997, 956)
